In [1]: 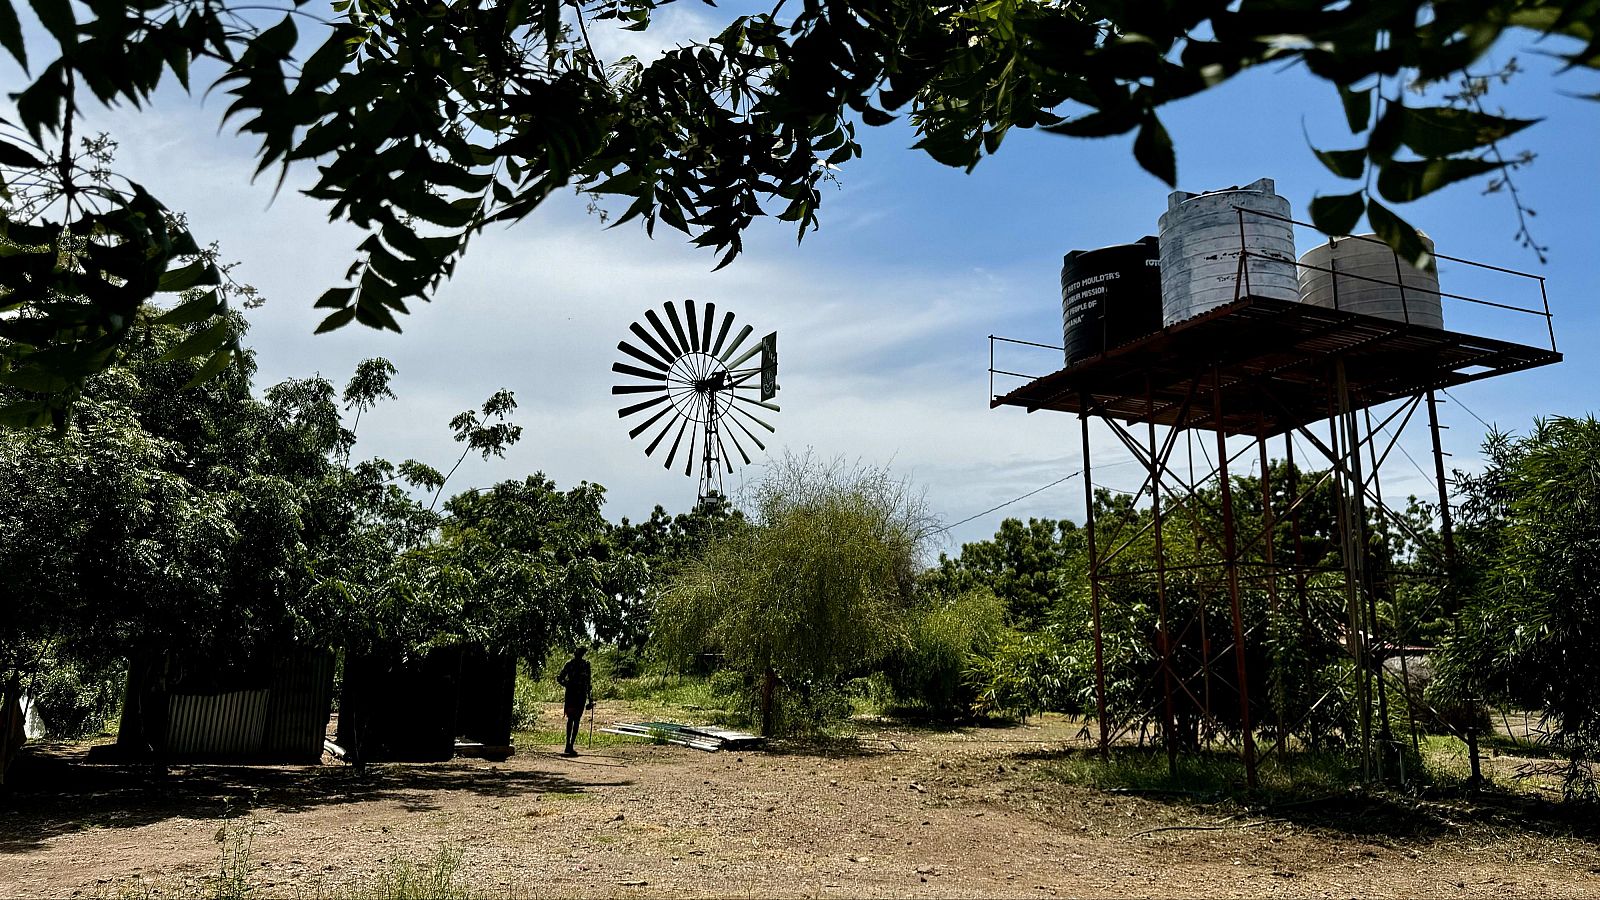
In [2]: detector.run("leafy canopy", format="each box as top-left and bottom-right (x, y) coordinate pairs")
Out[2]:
(2, 0), (1595, 421)
(654, 453), (932, 729)
(1433, 415), (1600, 796)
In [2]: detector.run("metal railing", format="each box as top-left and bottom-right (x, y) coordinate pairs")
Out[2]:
(1233, 206), (1556, 353)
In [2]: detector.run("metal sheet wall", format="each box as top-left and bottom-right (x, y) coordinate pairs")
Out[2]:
(263, 649), (335, 762)
(166, 689), (269, 756)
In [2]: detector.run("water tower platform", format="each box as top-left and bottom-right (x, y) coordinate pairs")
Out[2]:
(990, 293), (1561, 437)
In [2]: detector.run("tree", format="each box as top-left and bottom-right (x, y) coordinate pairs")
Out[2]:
(3, 0), (1595, 420)
(601, 493), (744, 650)
(925, 516), (1085, 630)
(1433, 416), (1600, 800)
(328, 473), (639, 675)
(882, 585), (1007, 718)
(0, 311), (365, 758)
(654, 454), (932, 733)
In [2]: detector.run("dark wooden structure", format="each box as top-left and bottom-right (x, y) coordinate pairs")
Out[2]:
(337, 644), (515, 763)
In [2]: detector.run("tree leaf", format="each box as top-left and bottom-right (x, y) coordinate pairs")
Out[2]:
(160, 318), (234, 361)
(315, 307), (357, 333)
(1309, 191), (1366, 236)
(1133, 115), (1176, 186)
(0, 136), (42, 167)
(157, 259), (221, 292)
(315, 286), (356, 309)
(27, 0), (75, 47)
(0, 1), (26, 72)
(153, 290), (222, 325)
(1338, 84), (1371, 133)
(182, 349), (234, 389)
(1366, 199), (1431, 267)
(1042, 108), (1141, 138)
(1399, 106), (1540, 157)
(1375, 156), (1503, 203)
(1312, 146), (1366, 179)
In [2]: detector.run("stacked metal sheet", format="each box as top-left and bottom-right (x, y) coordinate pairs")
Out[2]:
(601, 721), (765, 752)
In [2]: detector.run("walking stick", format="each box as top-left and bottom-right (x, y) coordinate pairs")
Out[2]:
(587, 699), (595, 749)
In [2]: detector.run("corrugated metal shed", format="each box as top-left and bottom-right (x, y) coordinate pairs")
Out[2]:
(115, 647), (334, 763)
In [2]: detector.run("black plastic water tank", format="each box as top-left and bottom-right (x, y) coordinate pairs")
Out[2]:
(1060, 236), (1162, 367)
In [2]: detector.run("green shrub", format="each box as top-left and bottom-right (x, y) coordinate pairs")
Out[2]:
(596, 646), (644, 680)
(708, 669), (745, 699)
(883, 588), (1004, 717)
(32, 657), (125, 739)
(510, 661), (556, 729)
(968, 626), (1086, 720)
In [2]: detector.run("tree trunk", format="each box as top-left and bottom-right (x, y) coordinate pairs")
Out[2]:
(1, 671), (23, 788)
(760, 667), (776, 737)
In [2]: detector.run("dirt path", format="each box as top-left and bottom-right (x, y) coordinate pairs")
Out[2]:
(3, 709), (1599, 898)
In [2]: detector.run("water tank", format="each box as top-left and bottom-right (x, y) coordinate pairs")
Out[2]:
(1060, 236), (1162, 367)
(1157, 177), (1299, 325)
(1297, 233), (1444, 329)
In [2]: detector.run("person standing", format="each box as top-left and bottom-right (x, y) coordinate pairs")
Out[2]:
(556, 646), (592, 756)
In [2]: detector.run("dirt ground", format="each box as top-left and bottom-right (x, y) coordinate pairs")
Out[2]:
(3, 704), (1599, 899)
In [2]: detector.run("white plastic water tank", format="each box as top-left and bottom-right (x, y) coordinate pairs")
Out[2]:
(1157, 178), (1299, 325)
(1296, 233), (1444, 329)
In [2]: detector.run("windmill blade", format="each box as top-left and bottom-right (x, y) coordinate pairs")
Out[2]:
(618, 394), (670, 419)
(613, 362), (667, 382)
(663, 415), (692, 470)
(733, 393), (781, 413)
(701, 302), (716, 351)
(730, 403), (777, 433)
(711, 311), (736, 356)
(726, 340), (763, 370)
(629, 322), (676, 367)
(645, 310), (682, 358)
(723, 420), (753, 463)
(684, 422), (698, 476)
(629, 404), (676, 439)
(618, 340), (671, 371)
(644, 410), (682, 455)
(729, 412), (767, 451)
(612, 384), (667, 395)
(685, 300), (701, 352)
(664, 302), (694, 355)
(720, 324), (754, 363)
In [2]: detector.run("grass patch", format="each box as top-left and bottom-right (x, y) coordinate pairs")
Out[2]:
(325, 845), (472, 900)
(515, 656), (746, 729)
(1040, 746), (1362, 801)
(1477, 729), (1563, 760)
(512, 728), (647, 750)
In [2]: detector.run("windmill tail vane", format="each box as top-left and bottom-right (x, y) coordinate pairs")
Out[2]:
(611, 299), (779, 502)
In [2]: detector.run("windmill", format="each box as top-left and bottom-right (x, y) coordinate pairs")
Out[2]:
(612, 300), (779, 500)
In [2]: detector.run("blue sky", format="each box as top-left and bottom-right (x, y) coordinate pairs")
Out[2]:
(8, 6), (1598, 554)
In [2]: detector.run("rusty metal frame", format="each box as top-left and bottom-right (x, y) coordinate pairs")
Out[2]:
(988, 217), (1559, 785)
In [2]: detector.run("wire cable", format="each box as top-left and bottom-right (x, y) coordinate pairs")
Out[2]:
(1440, 388), (1494, 432)
(935, 472), (1080, 534)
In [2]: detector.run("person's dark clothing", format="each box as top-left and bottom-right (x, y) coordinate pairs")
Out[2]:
(557, 657), (592, 721)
